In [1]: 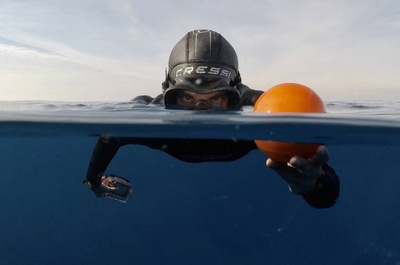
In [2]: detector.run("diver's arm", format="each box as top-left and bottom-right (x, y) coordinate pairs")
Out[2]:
(85, 136), (123, 187)
(85, 136), (170, 187)
(86, 138), (258, 184)
(84, 136), (169, 202)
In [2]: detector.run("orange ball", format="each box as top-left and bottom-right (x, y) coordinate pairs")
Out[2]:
(254, 83), (326, 113)
(254, 83), (325, 162)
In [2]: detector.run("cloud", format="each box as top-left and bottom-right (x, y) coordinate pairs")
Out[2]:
(0, 0), (399, 101)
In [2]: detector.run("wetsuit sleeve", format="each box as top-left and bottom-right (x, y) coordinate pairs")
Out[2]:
(85, 137), (257, 187)
(85, 137), (154, 187)
(85, 136), (123, 187)
(301, 164), (340, 208)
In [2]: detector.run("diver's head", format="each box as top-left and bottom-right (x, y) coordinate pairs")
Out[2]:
(162, 29), (242, 110)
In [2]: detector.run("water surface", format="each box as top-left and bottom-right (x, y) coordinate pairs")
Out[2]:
(0, 100), (399, 265)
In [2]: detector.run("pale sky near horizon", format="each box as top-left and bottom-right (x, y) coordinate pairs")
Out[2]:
(0, 0), (399, 102)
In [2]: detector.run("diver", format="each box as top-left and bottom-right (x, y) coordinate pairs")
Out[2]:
(84, 29), (339, 208)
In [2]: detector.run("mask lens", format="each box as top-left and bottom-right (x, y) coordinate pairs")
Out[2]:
(173, 76), (231, 91)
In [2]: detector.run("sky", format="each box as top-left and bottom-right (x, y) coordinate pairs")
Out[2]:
(0, 0), (399, 102)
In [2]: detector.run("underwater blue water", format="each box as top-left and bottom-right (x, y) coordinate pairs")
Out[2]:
(1, 100), (400, 265)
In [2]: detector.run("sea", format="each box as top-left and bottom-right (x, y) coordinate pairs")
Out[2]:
(0, 100), (399, 265)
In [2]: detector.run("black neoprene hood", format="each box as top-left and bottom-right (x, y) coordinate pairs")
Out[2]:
(163, 29), (241, 110)
(168, 29), (238, 72)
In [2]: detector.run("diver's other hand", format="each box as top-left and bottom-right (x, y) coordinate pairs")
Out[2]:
(266, 146), (330, 194)
(84, 174), (133, 203)
(83, 176), (112, 198)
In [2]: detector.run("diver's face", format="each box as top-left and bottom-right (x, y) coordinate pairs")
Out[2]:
(176, 90), (229, 110)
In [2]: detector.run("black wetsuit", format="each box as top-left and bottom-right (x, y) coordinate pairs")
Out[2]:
(85, 85), (340, 208)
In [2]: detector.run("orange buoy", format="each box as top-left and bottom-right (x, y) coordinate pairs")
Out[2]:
(254, 83), (325, 162)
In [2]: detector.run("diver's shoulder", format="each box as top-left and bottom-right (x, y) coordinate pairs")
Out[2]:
(130, 94), (164, 105)
(239, 84), (264, 106)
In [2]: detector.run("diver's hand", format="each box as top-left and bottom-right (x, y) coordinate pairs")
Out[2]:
(266, 146), (330, 194)
(84, 175), (132, 203)
(83, 176), (107, 197)
(83, 176), (113, 197)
